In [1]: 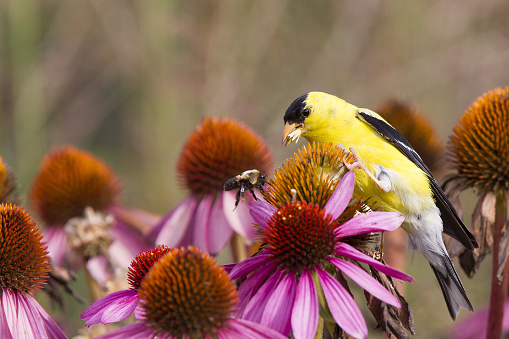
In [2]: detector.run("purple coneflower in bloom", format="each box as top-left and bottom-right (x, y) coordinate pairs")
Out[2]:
(230, 171), (415, 339)
(81, 245), (172, 326)
(0, 203), (67, 339)
(95, 246), (286, 339)
(30, 146), (153, 282)
(150, 116), (272, 256)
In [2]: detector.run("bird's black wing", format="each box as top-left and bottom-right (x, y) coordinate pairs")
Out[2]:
(356, 109), (478, 250)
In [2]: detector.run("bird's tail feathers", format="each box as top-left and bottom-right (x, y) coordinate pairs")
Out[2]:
(430, 254), (473, 320)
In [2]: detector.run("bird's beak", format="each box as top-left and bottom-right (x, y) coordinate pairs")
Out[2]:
(282, 122), (304, 146)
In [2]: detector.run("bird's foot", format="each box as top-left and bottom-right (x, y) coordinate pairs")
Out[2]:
(343, 147), (390, 192)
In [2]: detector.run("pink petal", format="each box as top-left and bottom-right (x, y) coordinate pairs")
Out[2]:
(153, 196), (198, 247)
(95, 322), (157, 339)
(42, 226), (68, 267)
(336, 212), (404, 238)
(223, 191), (257, 242)
(324, 170), (355, 220)
(229, 251), (271, 279)
(108, 205), (160, 234)
(243, 269), (283, 323)
(328, 257), (400, 307)
(236, 262), (279, 317)
(226, 318), (287, 339)
(25, 296), (67, 339)
(291, 270), (318, 339)
(207, 194), (234, 254)
(334, 243), (414, 282)
(109, 218), (150, 268)
(0, 297), (13, 339)
(81, 289), (138, 325)
(192, 194), (214, 252)
(315, 267), (367, 338)
(261, 270), (296, 336)
(85, 255), (113, 288)
(249, 201), (277, 230)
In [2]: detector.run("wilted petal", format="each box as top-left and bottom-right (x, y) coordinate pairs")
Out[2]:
(95, 322), (157, 339)
(207, 194), (234, 254)
(261, 270), (296, 336)
(230, 251), (271, 279)
(243, 269), (283, 323)
(315, 267), (367, 339)
(226, 318), (287, 339)
(324, 171), (355, 220)
(152, 196), (198, 247)
(335, 211), (404, 238)
(328, 257), (400, 307)
(334, 243), (414, 282)
(223, 191), (257, 241)
(291, 270), (318, 339)
(81, 289), (138, 325)
(249, 201), (277, 230)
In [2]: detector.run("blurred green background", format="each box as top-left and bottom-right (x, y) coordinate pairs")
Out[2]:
(1, 0), (508, 337)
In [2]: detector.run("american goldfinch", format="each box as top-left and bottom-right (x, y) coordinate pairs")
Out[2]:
(282, 92), (478, 319)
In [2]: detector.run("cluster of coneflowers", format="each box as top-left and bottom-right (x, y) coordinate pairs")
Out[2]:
(0, 87), (507, 338)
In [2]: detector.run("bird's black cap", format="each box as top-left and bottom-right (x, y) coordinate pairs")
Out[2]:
(284, 93), (308, 124)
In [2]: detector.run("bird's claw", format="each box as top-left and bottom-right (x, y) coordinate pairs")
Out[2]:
(343, 147), (390, 193)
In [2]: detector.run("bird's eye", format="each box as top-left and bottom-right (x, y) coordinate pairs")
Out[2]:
(302, 108), (310, 117)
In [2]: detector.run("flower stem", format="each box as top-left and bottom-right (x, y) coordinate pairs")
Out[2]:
(486, 193), (508, 339)
(230, 233), (247, 262)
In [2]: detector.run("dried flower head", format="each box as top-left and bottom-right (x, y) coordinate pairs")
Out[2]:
(377, 99), (445, 174)
(31, 146), (121, 226)
(177, 116), (272, 196)
(139, 246), (238, 338)
(0, 203), (50, 294)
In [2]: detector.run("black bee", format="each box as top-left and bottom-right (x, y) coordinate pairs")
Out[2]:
(224, 169), (268, 210)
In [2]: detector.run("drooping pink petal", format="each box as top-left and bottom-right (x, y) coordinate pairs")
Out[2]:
(315, 267), (367, 339)
(85, 255), (113, 288)
(223, 191), (257, 242)
(81, 289), (138, 325)
(324, 170), (355, 220)
(334, 243), (414, 282)
(192, 194), (214, 253)
(229, 251), (271, 279)
(328, 257), (400, 307)
(236, 261), (279, 317)
(249, 200), (277, 230)
(26, 296), (68, 339)
(291, 270), (318, 339)
(152, 196), (198, 247)
(225, 318), (287, 339)
(207, 194), (234, 254)
(108, 205), (160, 234)
(109, 218), (150, 268)
(243, 268), (283, 323)
(261, 270), (296, 336)
(335, 211), (404, 238)
(0, 296), (13, 339)
(95, 321), (158, 339)
(42, 226), (68, 267)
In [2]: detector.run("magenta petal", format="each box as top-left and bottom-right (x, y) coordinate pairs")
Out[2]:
(223, 191), (257, 242)
(324, 170), (355, 220)
(95, 322), (156, 339)
(315, 267), (367, 339)
(109, 218), (150, 268)
(328, 257), (400, 307)
(207, 194), (234, 254)
(291, 270), (318, 339)
(261, 271), (296, 336)
(249, 201), (277, 230)
(334, 243), (414, 282)
(236, 262), (279, 317)
(81, 289), (138, 325)
(243, 269), (283, 323)
(336, 211), (404, 238)
(193, 194), (214, 252)
(86, 255), (113, 288)
(26, 296), (67, 339)
(153, 196), (198, 247)
(226, 318), (287, 339)
(42, 226), (68, 267)
(230, 251), (271, 279)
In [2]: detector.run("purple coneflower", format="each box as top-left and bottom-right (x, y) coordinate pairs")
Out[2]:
(30, 146), (152, 280)
(231, 171), (414, 339)
(150, 116), (272, 256)
(95, 246), (286, 339)
(81, 245), (172, 326)
(0, 203), (67, 339)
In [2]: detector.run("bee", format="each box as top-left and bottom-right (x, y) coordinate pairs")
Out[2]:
(224, 169), (268, 210)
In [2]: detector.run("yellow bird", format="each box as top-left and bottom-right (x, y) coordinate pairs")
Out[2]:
(282, 92), (478, 319)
